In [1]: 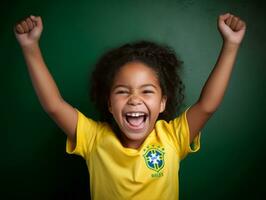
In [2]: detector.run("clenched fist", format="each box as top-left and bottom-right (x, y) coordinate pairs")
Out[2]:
(218, 13), (246, 45)
(14, 15), (43, 47)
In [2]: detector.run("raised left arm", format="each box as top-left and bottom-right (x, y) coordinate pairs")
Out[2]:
(187, 13), (246, 143)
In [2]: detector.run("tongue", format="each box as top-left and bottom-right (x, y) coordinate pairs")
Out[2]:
(127, 116), (144, 127)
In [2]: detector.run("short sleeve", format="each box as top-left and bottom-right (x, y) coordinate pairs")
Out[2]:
(66, 109), (100, 159)
(169, 107), (201, 160)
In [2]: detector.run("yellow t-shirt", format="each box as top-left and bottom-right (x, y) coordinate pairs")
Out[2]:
(66, 108), (200, 200)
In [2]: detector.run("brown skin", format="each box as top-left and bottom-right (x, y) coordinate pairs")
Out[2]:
(108, 62), (167, 149)
(14, 13), (246, 149)
(187, 13), (246, 143)
(14, 16), (78, 148)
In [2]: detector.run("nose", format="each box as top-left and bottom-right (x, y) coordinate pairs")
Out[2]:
(127, 94), (142, 106)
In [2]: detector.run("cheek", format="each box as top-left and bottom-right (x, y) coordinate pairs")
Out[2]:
(109, 96), (124, 114)
(146, 99), (161, 112)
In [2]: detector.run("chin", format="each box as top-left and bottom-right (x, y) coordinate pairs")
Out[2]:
(115, 115), (155, 147)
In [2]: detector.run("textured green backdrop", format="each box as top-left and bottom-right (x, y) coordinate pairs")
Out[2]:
(1, 0), (265, 199)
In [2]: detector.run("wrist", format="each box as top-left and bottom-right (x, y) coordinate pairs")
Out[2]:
(222, 40), (240, 51)
(21, 42), (40, 53)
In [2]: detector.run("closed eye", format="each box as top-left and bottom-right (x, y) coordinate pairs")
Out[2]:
(115, 90), (129, 94)
(143, 90), (154, 94)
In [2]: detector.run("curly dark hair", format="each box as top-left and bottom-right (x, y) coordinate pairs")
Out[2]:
(90, 40), (184, 124)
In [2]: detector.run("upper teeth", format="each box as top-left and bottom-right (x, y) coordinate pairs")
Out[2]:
(126, 112), (145, 117)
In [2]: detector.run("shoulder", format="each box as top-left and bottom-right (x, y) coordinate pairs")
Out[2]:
(155, 110), (187, 132)
(76, 109), (110, 131)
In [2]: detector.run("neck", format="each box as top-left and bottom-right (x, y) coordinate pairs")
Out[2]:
(111, 121), (145, 149)
(119, 132), (145, 150)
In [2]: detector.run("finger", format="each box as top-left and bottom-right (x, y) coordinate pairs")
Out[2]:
(234, 20), (243, 31)
(30, 15), (43, 28)
(225, 14), (233, 26)
(26, 17), (34, 30)
(21, 20), (29, 33)
(30, 15), (37, 26)
(219, 13), (231, 21)
(15, 23), (24, 34)
(231, 16), (239, 31)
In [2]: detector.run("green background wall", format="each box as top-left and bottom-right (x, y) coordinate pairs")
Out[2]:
(1, 0), (265, 199)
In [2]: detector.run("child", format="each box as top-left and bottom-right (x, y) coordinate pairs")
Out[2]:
(14, 13), (246, 200)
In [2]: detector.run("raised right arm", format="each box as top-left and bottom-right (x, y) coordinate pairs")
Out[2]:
(14, 15), (77, 146)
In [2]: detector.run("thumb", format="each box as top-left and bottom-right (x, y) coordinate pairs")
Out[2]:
(30, 15), (43, 28)
(219, 13), (231, 22)
(218, 13), (231, 27)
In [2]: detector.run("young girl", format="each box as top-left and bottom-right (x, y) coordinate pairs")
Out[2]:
(14, 13), (246, 200)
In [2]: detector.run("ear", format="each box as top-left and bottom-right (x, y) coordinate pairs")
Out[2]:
(159, 95), (167, 113)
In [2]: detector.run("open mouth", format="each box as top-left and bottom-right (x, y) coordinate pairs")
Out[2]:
(124, 112), (148, 131)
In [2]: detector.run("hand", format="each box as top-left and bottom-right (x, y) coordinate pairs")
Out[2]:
(218, 13), (246, 45)
(14, 15), (43, 47)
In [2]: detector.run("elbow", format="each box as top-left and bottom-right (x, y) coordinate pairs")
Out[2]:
(44, 106), (58, 116)
(42, 99), (64, 115)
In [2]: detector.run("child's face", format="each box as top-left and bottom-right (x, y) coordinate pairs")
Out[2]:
(109, 61), (167, 149)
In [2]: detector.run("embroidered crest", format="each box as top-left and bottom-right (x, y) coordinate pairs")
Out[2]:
(143, 145), (165, 172)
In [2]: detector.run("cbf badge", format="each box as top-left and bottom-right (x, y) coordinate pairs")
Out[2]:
(143, 145), (165, 177)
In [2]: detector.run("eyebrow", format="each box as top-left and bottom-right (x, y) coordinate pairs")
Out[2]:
(112, 84), (158, 90)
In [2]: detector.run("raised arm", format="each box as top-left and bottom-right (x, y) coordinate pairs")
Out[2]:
(187, 13), (246, 143)
(14, 15), (78, 145)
